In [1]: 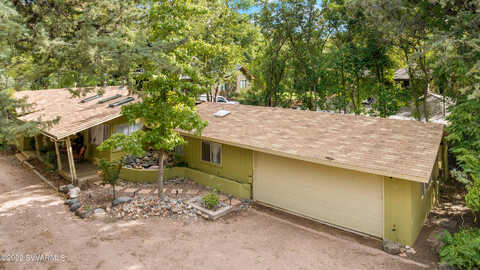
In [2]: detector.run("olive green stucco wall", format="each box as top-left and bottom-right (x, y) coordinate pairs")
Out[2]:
(183, 136), (253, 184)
(85, 116), (131, 163)
(384, 176), (438, 245)
(119, 166), (251, 199)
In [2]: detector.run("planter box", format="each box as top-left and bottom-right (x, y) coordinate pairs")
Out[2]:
(188, 196), (234, 220)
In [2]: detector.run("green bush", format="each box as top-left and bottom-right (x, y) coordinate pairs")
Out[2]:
(98, 159), (123, 200)
(45, 151), (57, 169)
(202, 191), (220, 209)
(440, 228), (480, 270)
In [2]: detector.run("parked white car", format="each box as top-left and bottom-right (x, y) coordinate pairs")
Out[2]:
(199, 94), (239, 104)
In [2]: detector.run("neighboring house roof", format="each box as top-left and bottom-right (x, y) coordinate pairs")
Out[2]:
(394, 68), (409, 81)
(184, 103), (444, 183)
(225, 65), (253, 81)
(14, 86), (134, 140)
(389, 92), (453, 125)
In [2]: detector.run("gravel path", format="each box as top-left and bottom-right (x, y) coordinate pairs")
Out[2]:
(0, 154), (429, 270)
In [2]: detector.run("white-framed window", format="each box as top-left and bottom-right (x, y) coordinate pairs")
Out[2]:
(201, 141), (221, 165)
(114, 122), (142, 136)
(239, 79), (247, 89)
(88, 124), (110, 145)
(174, 145), (184, 156)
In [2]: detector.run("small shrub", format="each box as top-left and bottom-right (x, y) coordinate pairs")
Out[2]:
(202, 191), (220, 209)
(440, 228), (480, 270)
(97, 159), (123, 200)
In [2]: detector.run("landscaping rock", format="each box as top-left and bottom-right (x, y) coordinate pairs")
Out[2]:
(65, 198), (79, 206)
(112, 196), (133, 206)
(93, 208), (106, 218)
(59, 184), (74, 194)
(383, 240), (402, 255)
(76, 208), (94, 219)
(439, 263), (457, 270)
(68, 187), (81, 199)
(70, 202), (81, 212)
(405, 247), (416, 256)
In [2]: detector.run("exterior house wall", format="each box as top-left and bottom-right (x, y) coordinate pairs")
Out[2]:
(383, 154), (439, 245)
(183, 136), (253, 184)
(107, 116), (132, 162)
(235, 71), (250, 93)
(83, 116), (131, 163)
(16, 116), (131, 164)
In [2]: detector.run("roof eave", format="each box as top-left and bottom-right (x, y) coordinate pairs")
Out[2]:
(179, 131), (432, 183)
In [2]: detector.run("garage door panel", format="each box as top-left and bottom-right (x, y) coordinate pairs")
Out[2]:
(253, 152), (383, 237)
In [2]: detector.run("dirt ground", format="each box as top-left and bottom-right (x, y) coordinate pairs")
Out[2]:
(0, 154), (430, 270)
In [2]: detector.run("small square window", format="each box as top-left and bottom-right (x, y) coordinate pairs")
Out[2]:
(201, 141), (221, 165)
(240, 80), (247, 89)
(174, 145), (184, 156)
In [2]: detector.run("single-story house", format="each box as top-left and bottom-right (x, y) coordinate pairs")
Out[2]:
(180, 103), (446, 246)
(14, 86), (140, 183)
(14, 87), (446, 246)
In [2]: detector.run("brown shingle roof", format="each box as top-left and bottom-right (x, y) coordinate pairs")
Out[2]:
(394, 68), (409, 81)
(14, 86), (133, 140)
(186, 103), (444, 183)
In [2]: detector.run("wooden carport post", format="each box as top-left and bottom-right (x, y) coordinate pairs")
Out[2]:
(54, 140), (63, 171)
(34, 135), (40, 157)
(65, 137), (77, 185)
(442, 137), (449, 183)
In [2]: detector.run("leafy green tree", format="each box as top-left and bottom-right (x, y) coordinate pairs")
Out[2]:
(3, 0), (145, 90)
(99, 1), (208, 199)
(0, 89), (57, 150)
(98, 159), (123, 200)
(99, 74), (207, 199)
(187, 0), (259, 101)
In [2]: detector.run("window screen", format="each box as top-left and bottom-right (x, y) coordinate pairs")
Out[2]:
(201, 141), (221, 165)
(202, 141), (211, 162)
(115, 122), (142, 136)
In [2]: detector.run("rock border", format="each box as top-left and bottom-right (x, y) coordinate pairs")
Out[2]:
(187, 196), (234, 220)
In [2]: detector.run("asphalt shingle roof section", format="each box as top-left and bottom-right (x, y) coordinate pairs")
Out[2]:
(14, 86), (133, 140)
(188, 103), (444, 183)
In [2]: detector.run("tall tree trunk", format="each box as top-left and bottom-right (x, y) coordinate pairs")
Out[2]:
(157, 150), (165, 199)
(340, 60), (347, 113)
(112, 184), (116, 200)
(214, 85), (219, 102)
(420, 56), (430, 122)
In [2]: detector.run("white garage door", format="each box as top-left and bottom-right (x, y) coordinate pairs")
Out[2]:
(253, 152), (383, 237)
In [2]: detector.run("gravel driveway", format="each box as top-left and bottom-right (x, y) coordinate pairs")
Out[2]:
(0, 155), (429, 270)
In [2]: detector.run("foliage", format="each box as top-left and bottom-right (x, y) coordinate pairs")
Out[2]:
(45, 151), (57, 170)
(465, 176), (480, 217)
(99, 1), (208, 199)
(447, 98), (480, 214)
(0, 89), (57, 148)
(97, 159), (123, 200)
(202, 191), (220, 210)
(440, 229), (480, 270)
(1, 0), (145, 90)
